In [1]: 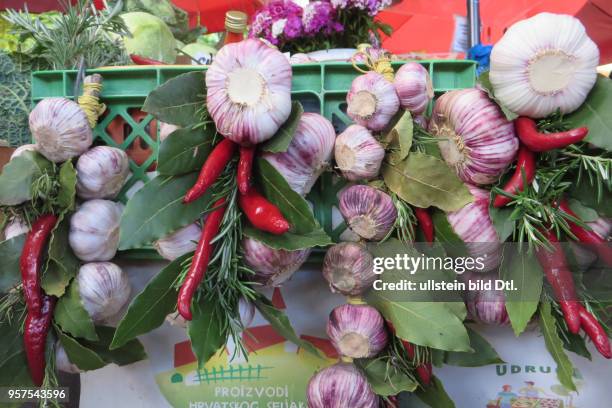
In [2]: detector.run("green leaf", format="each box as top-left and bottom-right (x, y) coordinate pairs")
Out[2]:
(56, 328), (106, 371)
(254, 295), (324, 358)
(566, 76), (612, 152)
(478, 72), (518, 121)
(355, 358), (418, 396)
(539, 302), (577, 391)
(0, 305), (34, 388)
(57, 160), (77, 212)
(0, 235), (25, 293)
(157, 126), (215, 176)
(261, 101), (304, 153)
(382, 110), (413, 164)
(42, 216), (79, 297)
(489, 206), (515, 242)
(142, 71), (205, 126)
(567, 198), (598, 222)
(554, 312), (591, 360)
(111, 254), (187, 349)
(500, 248), (542, 336)
(415, 376), (456, 408)
(431, 210), (469, 258)
(382, 152), (473, 212)
(568, 181), (612, 218)
(444, 326), (504, 367)
(188, 296), (227, 369)
(243, 227), (332, 251)
(0, 151), (52, 206)
(54, 277), (98, 341)
(119, 173), (210, 250)
(83, 326), (147, 366)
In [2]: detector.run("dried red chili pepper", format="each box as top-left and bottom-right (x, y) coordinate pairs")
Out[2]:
(237, 146), (256, 195)
(401, 340), (433, 386)
(184, 138), (237, 204)
(414, 207), (434, 245)
(129, 54), (167, 65)
(578, 307), (612, 359)
(24, 295), (56, 386)
(558, 199), (612, 267)
(93, 0), (106, 10)
(20, 214), (58, 318)
(493, 145), (536, 208)
(177, 198), (227, 321)
(515, 117), (588, 152)
(238, 187), (290, 235)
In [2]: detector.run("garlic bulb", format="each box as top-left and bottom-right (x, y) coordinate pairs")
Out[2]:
(154, 223), (201, 261)
(3, 216), (29, 240)
(77, 262), (131, 322)
(159, 121), (180, 142)
(322, 243), (376, 296)
(76, 146), (130, 200)
(55, 342), (82, 374)
(206, 39), (292, 146)
(489, 13), (599, 118)
(69, 200), (123, 262)
(447, 184), (501, 272)
(394, 62), (434, 115)
(10, 144), (37, 160)
(346, 72), (399, 131)
(242, 237), (311, 287)
(29, 97), (93, 162)
(327, 304), (388, 358)
(339, 185), (397, 241)
(307, 363), (379, 408)
(334, 125), (384, 181)
(413, 114), (429, 129)
(263, 113), (336, 196)
(463, 272), (510, 326)
(290, 53), (314, 64)
(429, 88), (518, 185)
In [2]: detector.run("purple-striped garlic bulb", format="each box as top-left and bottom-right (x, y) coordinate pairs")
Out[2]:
(263, 113), (336, 196)
(429, 88), (518, 185)
(322, 242), (376, 296)
(447, 184), (501, 272)
(206, 39), (292, 146)
(69, 200), (123, 262)
(29, 97), (93, 163)
(346, 72), (399, 131)
(334, 125), (384, 181)
(327, 303), (388, 358)
(10, 144), (38, 160)
(242, 237), (311, 287)
(394, 62), (434, 115)
(154, 223), (201, 261)
(3, 216), (29, 240)
(413, 114), (429, 129)
(307, 363), (379, 408)
(76, 146), (130, 200)
(339, 185), (397, 241)
(463, 272), (510, 326)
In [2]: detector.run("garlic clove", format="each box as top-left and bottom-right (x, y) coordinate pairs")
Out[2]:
(307, 362), (379, 408)
(394, 62), (434, 115)
(158, 121), (180, 142)
(327, 303), (388, 359)
(29, 97), (93, 163)
(242, 237), (311, 287)
(55, 342), (82, 374)
(76, 146), (130, 200)
(154, 223), (201, 261)
(322, 242), (376, 296)
(206, 39), (292, 146)
(462, 271), (510, 326)
(339, 185), (397, 241)
(239, 297), (256, 328)
(346, 72), (399, 132)
(3, 216), (29, 240)
(263, 112), (336, 196)
(490, 13), (599, 118)
(334, 125), (385, 181)
(338, 227), (361, 243)
(166, 311), (188, 329)
(69, 200), (123, 262)
(429, 88), (518, 185)
(10, 144), (38, 160)
(77, 262), (131, 323)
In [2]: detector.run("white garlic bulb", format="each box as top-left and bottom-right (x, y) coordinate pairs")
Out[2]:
(394, 62), (434, 115)
(346, 72), (399, 131)
(206, 39), (292, 146)
(334, 125), (384, 181)
(77, 262), (131, 322)
(10, 144), (38, 160)
(154, 223), (201, 261)
(76, 146), (130, 200)
(69, 200), (123, 261)
(159, 121), (180, 142)
(242, 237), (311, 287)
(29, 97), (93, 162)
(3, 216), (29, 240)
(263, 113), (336, 196)
(489, 13), (599, 118)
(55, 342), (82, 374)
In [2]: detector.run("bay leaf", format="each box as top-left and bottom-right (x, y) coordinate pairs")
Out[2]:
(539, 302), (577, 391)
(415, 376), (456, 408)
(57, 160), (77, 212)
(84, 326), (147, 366)
(382, 110), (413, 164)
(188, 296), (227, 369)
(444, 326), (504, 367)
(42, 216), (79, 297)
(0, 151), (52, 206)
(54, 277), (98, 341)
(0, 305), (33, 388)
(0, 235), (25, 293)
(56, 328), (106, 371)
(157, 126), (214, 176)
(243, 227), (331, 251)
(355, 358), (418, 396)
(261, 101), (303, 153)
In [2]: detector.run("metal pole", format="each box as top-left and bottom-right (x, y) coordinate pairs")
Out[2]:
(467, 0), (481, 48)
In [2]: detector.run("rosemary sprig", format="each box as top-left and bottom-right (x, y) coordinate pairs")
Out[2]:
(536, 109), (570, 133)
(412, 123), (440, 153)
(385, 194), (416, 244)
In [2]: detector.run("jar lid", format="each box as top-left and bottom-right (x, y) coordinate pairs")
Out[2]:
(225, 11), (248, 33)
